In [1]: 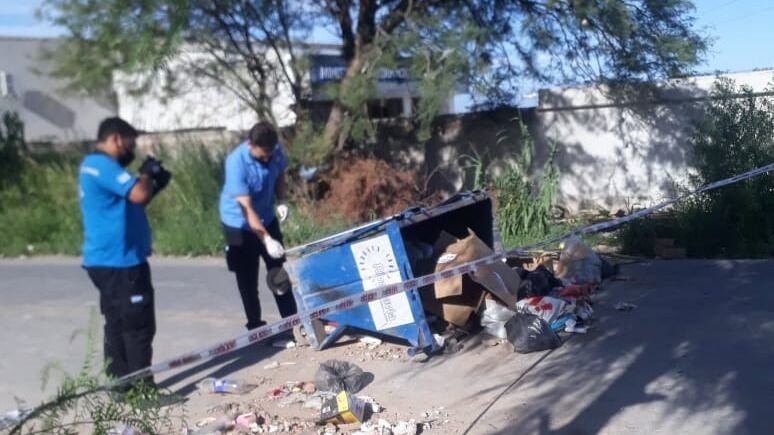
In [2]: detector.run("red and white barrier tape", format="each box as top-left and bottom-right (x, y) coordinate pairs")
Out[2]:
(114, 162), (774, 386)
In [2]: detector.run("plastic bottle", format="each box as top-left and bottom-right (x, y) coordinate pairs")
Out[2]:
(196, 377), (254, 394)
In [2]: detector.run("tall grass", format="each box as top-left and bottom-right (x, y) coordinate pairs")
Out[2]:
(0, 136), (353, 257)
(469, 121), (562, 249)
(0, 154), (82, 256)
(145, 145), (226, 256)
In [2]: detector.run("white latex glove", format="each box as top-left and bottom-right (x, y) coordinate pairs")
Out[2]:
(263, 235), (285, 259)
(277, 203), (289, 223)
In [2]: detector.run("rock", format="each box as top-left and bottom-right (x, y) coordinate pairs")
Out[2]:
(196, 417), (217, 428)
(302, 381), (317, 394)
(392, 420), (417, 435)
(263, 361), (280, 370)
(614, 302), (637, 311)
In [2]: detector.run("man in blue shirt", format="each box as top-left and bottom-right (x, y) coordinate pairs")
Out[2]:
(79, 117), (171, 384)
(220, 122), (296, 330)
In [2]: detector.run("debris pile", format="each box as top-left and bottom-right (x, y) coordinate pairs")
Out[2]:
(185, 403), (316, 434)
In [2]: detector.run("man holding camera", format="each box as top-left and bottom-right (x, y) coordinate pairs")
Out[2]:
(78, 117), (171, 384)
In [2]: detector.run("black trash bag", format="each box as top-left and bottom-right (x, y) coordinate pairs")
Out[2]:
(314, 360), (373, 393)
(600, 257), (619, 280)
(505, 312), (562, 354)
(519, 265), (563, 298)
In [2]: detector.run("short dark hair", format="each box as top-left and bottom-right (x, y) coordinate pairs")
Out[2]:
(248, 122), (278, 150)
(97, 117), (138, 143)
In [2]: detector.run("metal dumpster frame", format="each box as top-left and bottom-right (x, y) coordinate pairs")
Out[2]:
(286, 191), (493, 355)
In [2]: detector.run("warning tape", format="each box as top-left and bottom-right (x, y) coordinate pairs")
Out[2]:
(114, 162), (774, 386)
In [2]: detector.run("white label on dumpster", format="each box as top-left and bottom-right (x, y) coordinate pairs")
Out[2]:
(351, 235), (415, 330)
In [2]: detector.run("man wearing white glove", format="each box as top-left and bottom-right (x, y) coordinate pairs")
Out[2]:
(219, 122), (296, 330)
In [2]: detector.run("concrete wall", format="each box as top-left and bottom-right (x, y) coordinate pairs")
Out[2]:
(535, 70), (774, 212)
(365, 70), (774, 213)
(114, 46), (296, 132)
(0, 37), (116, 143)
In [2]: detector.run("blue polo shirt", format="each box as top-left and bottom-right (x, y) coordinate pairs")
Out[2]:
(219, 142), (286, 229)
(78, 153), (151, 268)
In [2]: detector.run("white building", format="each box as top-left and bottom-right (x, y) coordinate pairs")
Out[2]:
(0, 37), (458, 142)
(0, 37), (116, 143)
(115, 44), (457, 133)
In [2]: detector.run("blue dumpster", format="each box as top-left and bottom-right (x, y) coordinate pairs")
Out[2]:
(286, 191), (494, 355)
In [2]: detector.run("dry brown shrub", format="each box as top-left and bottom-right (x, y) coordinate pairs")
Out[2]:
(321, 157), (419, 222)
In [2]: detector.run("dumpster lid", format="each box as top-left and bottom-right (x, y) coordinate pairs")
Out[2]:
(286, 190), (490, 258)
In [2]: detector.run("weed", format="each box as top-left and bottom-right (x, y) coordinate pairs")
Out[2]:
(8, 309), (185, 434)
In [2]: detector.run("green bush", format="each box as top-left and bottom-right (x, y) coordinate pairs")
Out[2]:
(0, 126), (355, 257)
(145, 145), (226, 256)
(679, 78), (774, 257)
(493, 123), (561, 248)
(621, 78), (774, 258)
(0, 155), (82, 256)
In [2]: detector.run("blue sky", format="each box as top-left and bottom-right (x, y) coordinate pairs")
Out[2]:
(2, 0), (773, 75)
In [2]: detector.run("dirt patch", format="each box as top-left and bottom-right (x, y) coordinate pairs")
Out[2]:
(321, 158), (419, 222)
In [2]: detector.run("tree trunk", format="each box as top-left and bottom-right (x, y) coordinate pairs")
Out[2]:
(322, 54), (365, 152)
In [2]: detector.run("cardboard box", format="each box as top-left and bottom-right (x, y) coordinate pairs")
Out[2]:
(426, 230), (521, 326)
(654, 238), (686, 259)
(318, 391), (367, 425)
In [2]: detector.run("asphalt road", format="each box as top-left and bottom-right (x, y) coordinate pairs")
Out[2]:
(2, 257), (773, 434)
(0, 256), (280, 412)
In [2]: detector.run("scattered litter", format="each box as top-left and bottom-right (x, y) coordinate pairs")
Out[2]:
(189, 417), (234, 435)
(191, 406), (315, 434)
(555, 237), (603, 285)
(302, 381), (317, 394)
(318, 391), (368, 424)
(346, 342), (410, 362)
(505, 312), (562, 354)
(0, 408), (32, 430)
(483, 337), (503, 347)
(359, 336), (383, 349)
(263, 361), (281, 370)
(355, 418), (417, 435)
(357, 395), (383, 413)
(196, 377), (255, 394)
(564, 318), (588, 334)
(480, 299), (515, 339)
(519, 265), (563, 298)
(516, 296), (567, 324)
(196, 417), (218, 427)
(272, 339), (297, 349)
(615, 302), (638, 311)
(315, 360), (372, 394)
(266, 387), (290, 400)
(391, 419), (417, 435)
(235, 412), (257, 428)
(558, 284), (593, 301)
(278, 392), (308, 408)
(353, 419), (389, 435)
(549, 313), (575, 332)
(303, 392), (330, 411)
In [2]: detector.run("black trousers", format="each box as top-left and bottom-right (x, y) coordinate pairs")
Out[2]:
(223, 219), (297, 330)
(86, 262), (156, 382)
